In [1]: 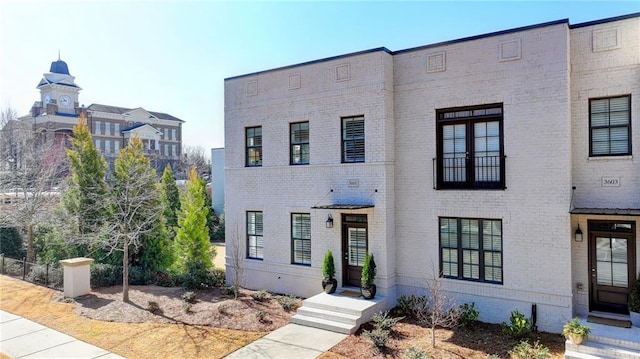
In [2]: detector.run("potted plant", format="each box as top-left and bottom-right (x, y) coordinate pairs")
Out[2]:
(630, 273), (640, 327)
(322, 250), (337, 294)
(562, 317), (591, 345)
(360, 253), (377, 299)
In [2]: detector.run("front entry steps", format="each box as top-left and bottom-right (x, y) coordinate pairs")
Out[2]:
(291, 290), (387, 334)
(564, 314), (640, 358)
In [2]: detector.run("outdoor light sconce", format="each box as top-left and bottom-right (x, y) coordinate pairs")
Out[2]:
(574, 224), (583, 242)
(326, 214), (334, 228)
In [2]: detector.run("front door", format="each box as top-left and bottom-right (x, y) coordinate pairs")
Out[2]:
(342, 214), (368, 287)
(589, 221), (636, 314)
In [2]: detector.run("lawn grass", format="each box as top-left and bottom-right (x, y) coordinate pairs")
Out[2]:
(0, 275), (263, 359)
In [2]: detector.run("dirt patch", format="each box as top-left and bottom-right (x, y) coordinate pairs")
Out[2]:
(71, 285), (298, 332)
(324, 320), (565, 359)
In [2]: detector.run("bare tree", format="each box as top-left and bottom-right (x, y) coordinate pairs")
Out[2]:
(98, 136), (164, 301)
(0, 107), (67, 262)
(415, 268), (460, 348)
(228, 222), (244, 299)
(180, 145), (211, 180)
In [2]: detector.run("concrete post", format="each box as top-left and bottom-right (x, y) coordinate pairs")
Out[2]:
(59, 257), (94, 298)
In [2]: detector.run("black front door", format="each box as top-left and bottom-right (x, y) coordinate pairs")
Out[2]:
(589, 221), (636, 314)
(342, 214), (367, 287)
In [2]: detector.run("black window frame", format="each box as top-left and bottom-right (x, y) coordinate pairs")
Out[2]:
(439, 217), (503, 285)
(290, 121), (310, 165)
(436, 104), (505, 190)
(291, 213), (311, 266)
(246, 211), (264, 260)
(245, 126), (262, 167)
(589, 95), (631, 157)
(341, 116), (365, 163)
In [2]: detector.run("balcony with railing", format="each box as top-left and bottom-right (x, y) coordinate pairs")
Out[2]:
(433, 155), (506, 190)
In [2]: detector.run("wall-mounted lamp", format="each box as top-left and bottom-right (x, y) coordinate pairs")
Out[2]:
(574, 224), (583, 242)
(326, 214), (334, 228)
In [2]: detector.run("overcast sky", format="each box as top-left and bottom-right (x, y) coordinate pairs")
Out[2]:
(1, 1), (638, 151)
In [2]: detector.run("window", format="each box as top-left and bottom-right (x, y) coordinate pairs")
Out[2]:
(436, 104), (504, 189)
(246, 126), (262, 167)
(171, 144), (177, 157)
(95, 121), (101, 135)
(105, 123), (111, 136)
(590, 95), (631, 156)
(114, 123), (120, 135)
(290, 122), (309, 165)
(342, 116), (365, 163)
(171, 129), (177, 141)
(247, 211), (264, 259)
(114, 141), (120, 152)
(440, 217), (503, 284)
(291, 213), (311, 265)
(95, 139), (101, 150)
(164, 128), (169, 140)
(104, 140), (110, 153)
(164, 144), (169, 156)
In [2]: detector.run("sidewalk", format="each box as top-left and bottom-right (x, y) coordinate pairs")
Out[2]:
(223, 323), (347, 359)
(0, 310), (124, 359)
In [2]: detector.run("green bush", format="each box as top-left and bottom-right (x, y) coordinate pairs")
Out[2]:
(363, 328), (390, 351)
(180, 261), (216, 289)
(502, 310), (532, 339)
(371, 311), (404, 331)
(508, 340), (550, 359)
(210, 268), (226, 287)
(458, 302), (479, 328)
(128, 266), (147, 285)
(256, 310), (267, 323)
(147, 301), (162, 314)
(0, 227), (24, 259)
(396, 294), (430, 319)
(361, 253), (376, 287)
(90, 264), (122, 288)
(251, 290), (270, 301)
(403, 346), (428, 359)
(629, 273), (640, 313)
(27, 265), (63, 288)
(181, 291), (197, 303)
(277, 295), (298, 311)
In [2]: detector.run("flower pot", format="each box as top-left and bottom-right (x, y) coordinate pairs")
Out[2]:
(322, 278), (337, 294)
(631, 311), (640, 328)
(568, 333), (585, 345)
(361, 284), (376, 300)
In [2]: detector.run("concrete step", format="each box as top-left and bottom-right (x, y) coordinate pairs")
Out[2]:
(566, 340), (640, 359)
(295, 306), (360, 325)
(590, 335), (640, 352)
(564, 350), (613, 359)
(290, 314), (356, 334)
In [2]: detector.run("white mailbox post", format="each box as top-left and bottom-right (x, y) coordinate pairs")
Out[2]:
(60, 257), (94, 298)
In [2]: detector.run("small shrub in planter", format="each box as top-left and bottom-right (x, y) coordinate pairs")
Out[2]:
(251, 290), (270, 301)
(361, 253), (377, 299)
(629, 273), (640, 327)
(562, 317), (591, 345)
(508, 340), (550, 359)
(322, 250), (337, 294)
(501, 310), (531, 339)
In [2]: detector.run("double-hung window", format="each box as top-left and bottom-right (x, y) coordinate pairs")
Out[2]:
(247, 211), (263, 259)
(590, 95), (631, 156)
(246, 126), (262, 167)
(436, 104), (504, 189)
(440, 217), (503, 284)
(342, 116), (365, 163)
(95, 121), (101, 135)
(290, 122), (309, 165)
(291, 213), (311, 265)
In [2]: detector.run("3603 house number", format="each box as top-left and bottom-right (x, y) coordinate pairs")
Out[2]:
(601, 177), (620, 187)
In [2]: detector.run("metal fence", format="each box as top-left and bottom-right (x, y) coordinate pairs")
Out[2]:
(0, 254), (63, 290)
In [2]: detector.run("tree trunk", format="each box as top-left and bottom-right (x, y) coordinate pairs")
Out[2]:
(26, 224), (35, 263)
(122, 242), (129, 302)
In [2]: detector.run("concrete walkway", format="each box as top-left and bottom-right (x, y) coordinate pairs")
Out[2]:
(0, 310), (124, 359)
(223, 323), (347, 359)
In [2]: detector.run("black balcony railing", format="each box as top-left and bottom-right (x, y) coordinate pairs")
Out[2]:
(433, 155), (506, 190)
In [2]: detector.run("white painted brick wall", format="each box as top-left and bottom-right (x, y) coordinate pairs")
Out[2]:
(224, 15), (639, 334)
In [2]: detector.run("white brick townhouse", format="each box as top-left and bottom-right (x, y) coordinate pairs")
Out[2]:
(223, 13), (640, 332)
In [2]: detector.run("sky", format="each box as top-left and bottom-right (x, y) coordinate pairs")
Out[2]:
(1, 1), (639, 152)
